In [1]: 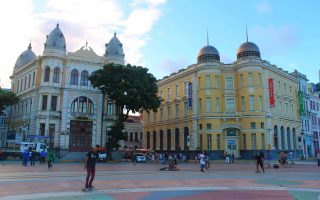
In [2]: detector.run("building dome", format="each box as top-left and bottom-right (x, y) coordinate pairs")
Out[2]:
(14, 43), (37, 69)
(197, 45), (220, 63)
(104, 33), (125, 64)
(43, 23), (66, 55)
(236, 42), (260, 59)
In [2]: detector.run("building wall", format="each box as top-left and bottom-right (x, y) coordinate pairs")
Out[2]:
(143, 57), (300, 158)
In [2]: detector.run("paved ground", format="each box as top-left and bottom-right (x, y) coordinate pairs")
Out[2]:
(0, 160), (319, 200)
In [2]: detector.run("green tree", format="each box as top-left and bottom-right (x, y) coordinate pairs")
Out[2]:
(0, 87), (19, 114)
(89, 63), (161, 158)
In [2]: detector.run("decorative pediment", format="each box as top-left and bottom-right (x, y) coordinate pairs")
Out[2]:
(221, 123), (241, 130)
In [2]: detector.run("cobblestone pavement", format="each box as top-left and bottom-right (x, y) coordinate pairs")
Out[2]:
(0, 160), (319, 200)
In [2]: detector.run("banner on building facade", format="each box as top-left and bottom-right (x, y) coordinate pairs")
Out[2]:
(298, 91), (304, 114)
(188, 82), (192, 108)
(268, 78), (275, 107)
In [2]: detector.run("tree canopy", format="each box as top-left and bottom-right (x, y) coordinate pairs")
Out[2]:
(0, 88), (19, 114)
(89, 63), (162, 119)
(89, 63), (161, 154)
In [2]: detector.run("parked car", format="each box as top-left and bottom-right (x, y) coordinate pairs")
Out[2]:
(135, 153), (146, 163)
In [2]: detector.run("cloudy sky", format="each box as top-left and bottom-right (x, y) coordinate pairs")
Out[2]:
(0, 0), (319, 88)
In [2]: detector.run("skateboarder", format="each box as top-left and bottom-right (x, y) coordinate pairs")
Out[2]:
(83, 146), (99, 191)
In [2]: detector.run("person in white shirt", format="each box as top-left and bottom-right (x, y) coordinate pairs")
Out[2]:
(199, 152), (206, 172)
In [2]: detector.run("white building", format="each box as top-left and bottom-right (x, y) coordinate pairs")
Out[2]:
(9, 24), (124, 152)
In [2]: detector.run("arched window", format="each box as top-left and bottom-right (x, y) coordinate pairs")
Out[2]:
(44, 66), (50, 82)
(146, 131), (150, 149)
(70, 96), (94, 114)
(53, 67), (60, 83)
(70, 69), (79, 85)
(159, 130), (164, 150)
(167, 129), (171, 150)
(80, 70), (89, 86)
(274, 125), (278, 150)
(153, 131), (157, 150)
(175, 128), (180, 150)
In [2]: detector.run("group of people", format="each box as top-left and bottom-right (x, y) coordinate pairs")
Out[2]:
(198, 152), (210, 172)
(224, 152), (235, 164)
(22, 148), (54, 169)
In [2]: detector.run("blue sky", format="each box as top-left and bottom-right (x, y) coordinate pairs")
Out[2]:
(0, 0), (319, 88)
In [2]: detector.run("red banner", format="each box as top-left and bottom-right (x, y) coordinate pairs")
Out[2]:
(268, 78), (275, 107)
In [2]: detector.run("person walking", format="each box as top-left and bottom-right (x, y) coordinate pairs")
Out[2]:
(199, 152), (206, 172)
(22, 149), (29, 166)
(83, 146), (98, 191)
(46, 149), (54, 169)
(30, 150), (36, 166)
(255, 150), (265, 173)
(40, 150), (46, 164)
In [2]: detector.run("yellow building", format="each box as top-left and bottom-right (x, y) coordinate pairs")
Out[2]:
(143, 38), (301, 159)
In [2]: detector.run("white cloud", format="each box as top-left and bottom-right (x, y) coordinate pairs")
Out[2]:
(256, 0), (271, 14)
(0, 0), (166, 88)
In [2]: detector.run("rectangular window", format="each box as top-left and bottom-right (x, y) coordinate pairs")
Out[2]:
(226, 77), (233, 90)
(226, 98), (235, 112)
(147, 112), (150, 123)
(240, 74), (243, 88)
(51, 96), (57, 111)
(284, 83), (287, 95)
(206, 75), (211, 89)
(32, 72), (35, 86)
(199, 98), (202, 111)
(261, 133), (265, 149)
(248, 73), (253, 87)
(175, 104), (179, 117)
(167, 88), (171, 100)
(251, 122), (256, 129)
(241, 96), (245, 112)
(206, 123), (212, 130)
(207, 134), (212, 150)
(175, 84), (179, 97)
(279, 101), (282, 112)
(167, 106), (171, 120)
(206, 97), (211, 112)
(40, 123), (45, 136)
(278, 80), (281, 92)
(217, 134), (221, 150)
(258, 73), (261, 86)
(184, 102), (188, 116)
(286, 103), (288, 114)
(251, 133), (256, 150)
(160, 108), (163, 121)
(215, 97), (220, 112)
(107, 100), (113, 115)
(290, 85), (292, 96)
(243, 134), (246, 149)
(261, 122), (264, 129)
(153, 112), (156, 123)
(42, 95), (48, 110)
(199, 124), (202, 130)
(291, 104), (294, 113)
(214, 76), (219, 88)
(160, 90), (163, 98)
(249, 95), (255, 111)
(259, 95), (263, 111)
(184, 81), (188, 96)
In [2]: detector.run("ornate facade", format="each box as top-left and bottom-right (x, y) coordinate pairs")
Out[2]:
(143, 38), (302, 159)
(8, 24), (124, 152)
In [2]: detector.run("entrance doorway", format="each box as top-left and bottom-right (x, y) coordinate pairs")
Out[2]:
(225, 139), (238, 157)
(69, 120), (92, 152)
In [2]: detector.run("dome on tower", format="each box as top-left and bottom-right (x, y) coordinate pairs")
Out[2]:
(43, 23), (66, 56)
(236, 42), (261, 59)
(105, 33), (124, 56)
(14, 43), (37, 69)
(197, 45), (220, 63)
(104, 33), (125, 64)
